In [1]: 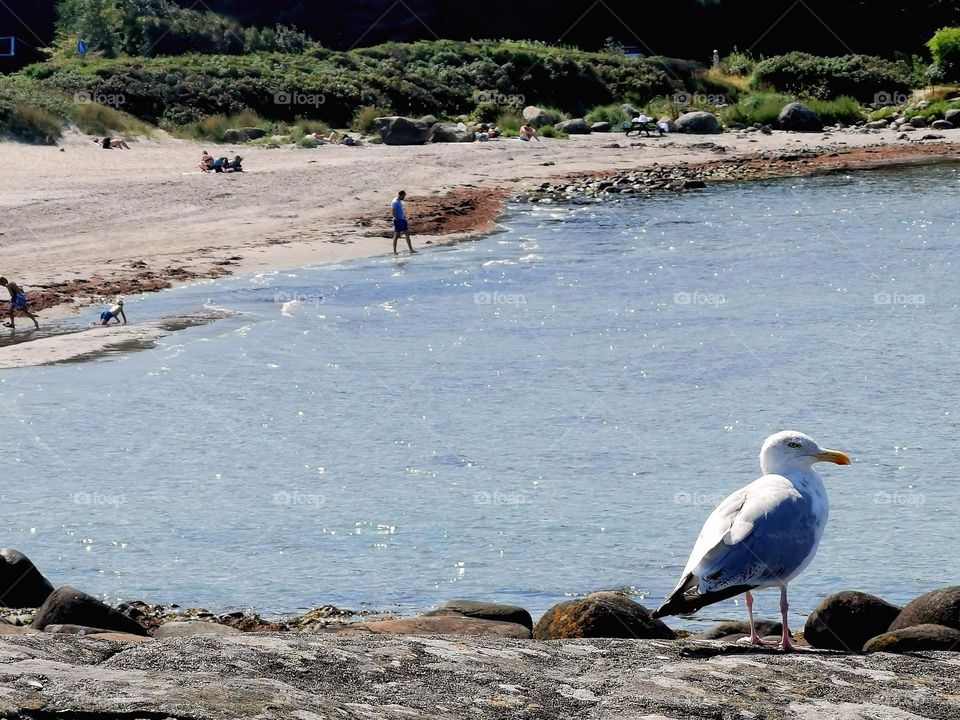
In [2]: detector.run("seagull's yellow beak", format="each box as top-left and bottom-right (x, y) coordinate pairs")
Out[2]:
(814, 448), (851, 465)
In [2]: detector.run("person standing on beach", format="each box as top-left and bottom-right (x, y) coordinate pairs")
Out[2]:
(0, 277), (40, 330)
(391, 190), (416, 256)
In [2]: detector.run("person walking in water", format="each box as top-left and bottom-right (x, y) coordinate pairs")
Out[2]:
(391, 190), (416, 256)
(0, 277), (40, 330)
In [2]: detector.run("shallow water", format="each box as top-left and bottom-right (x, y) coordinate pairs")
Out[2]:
(3, 163), (960, 628)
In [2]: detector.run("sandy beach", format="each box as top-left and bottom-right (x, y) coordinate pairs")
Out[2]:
(1, 126), (958, 366)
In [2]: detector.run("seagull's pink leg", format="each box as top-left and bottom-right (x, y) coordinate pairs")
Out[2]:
(779, 584), (797, 652)
(743, 590), (776, 647)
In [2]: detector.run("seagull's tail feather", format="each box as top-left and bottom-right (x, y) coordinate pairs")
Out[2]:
(652, 573), (756, 618)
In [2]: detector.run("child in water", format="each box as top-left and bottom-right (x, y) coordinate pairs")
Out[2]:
(98, 297), (127, 325)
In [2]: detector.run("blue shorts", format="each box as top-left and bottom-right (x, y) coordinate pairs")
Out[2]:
(100, 309), (112, 322)
(10, 292), (27, 311)
(393, 218), (409, 233)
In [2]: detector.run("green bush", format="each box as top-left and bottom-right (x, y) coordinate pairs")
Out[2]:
(298, 136), (318, 148)
(1, 103), (63, 144)
(903, 99), (960, 120)
(806, 96), (863, 125)
(68, 101), (150, 136)
(181, 110), (271, 140)
(495, 110), (523, 134)
(751, 52), (915, 102)
(719, 51), (756, 76)
(351, 105), (389, 133)
(585, 102), (630, 125)
(720, 92), (794, 126)
(928, 27), (960, 81)
(538, 125), (567, 139)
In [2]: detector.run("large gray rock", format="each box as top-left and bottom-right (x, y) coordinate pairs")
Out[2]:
(0, 634), (956, 718)
(533, 592), (674, 640)
(804, 591), (902, 652)
(692, 619), (781, 640)
(222, 127), (265, 142)
(909, 116), (928, 128)
(0, 549), (54, 608)
(423, 599), (533, 630)
(323, 615), (530, 639)
(890, 586), (960, 632)
(863, 624), (960, 653)
(418, 114), (438, 127)
(154, 621), (241, 639)
(30, 586), (149, 636)
(865, 119), (890, 129)
(674, 111), (722, 134)
(931, 119), (954, 130)
(522, 106), (553, 128)
(429, 122), (475, 143)
(374, 116), (431, 145)
(777, 102), (822, 132)
(554, 118), (591, 134)
(590, 121), (611, 133)
(945, 108), (960, 125)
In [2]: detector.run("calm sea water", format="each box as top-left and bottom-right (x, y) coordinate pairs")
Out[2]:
(3, 163), (959, 628)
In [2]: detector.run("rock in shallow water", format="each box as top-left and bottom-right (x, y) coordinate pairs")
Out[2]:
(863, 623), (960, 653)
(533, 592), (675, 640)
(423, 599), (533, 630)
(890, 586), (960, 632)
(30, 586), (149, 636)
(0, 548), (54, 608)
(804, 590), (901, 651)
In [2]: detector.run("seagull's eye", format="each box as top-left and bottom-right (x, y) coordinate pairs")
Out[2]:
(787, 441), (801, 449)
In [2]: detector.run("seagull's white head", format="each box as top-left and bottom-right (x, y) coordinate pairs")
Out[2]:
(759, 430), (851, 476)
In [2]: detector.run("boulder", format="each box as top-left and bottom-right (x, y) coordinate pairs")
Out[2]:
(429, 122), (475, 143)
(945, 108), (960, 125)
(222, 127), (265, 142)
(0, 548), (54, 608)
(673, 111), (722, 135)
(241, 127), (265, 140)
(865, 120), (890, 129)
(804, 591), (902, 651)
(692, 620), (782, 641)
(621, 103), (641, 118)
(154, 621), (241, 639)
(374, 116), (431, 146)
(522, 106), (553, 128)
(777, 102), (823, 132)
(931, 119), (954, 130)
(863, 624), (960, 653)
(555, 118), (591, 134)
(418, 114), (438, 127)
(533, 592), (675, 640)
(222, 128), (241, 143)
(590, 121), (611, 133)
(31, 586), (149, 637)
(890, 586), (960, 632)
(324, 615), (530, 639)
(909, 116), (928, 128)
(658, 117), (676, 133)
(44, 624), (116, 635)
(423, 599), (533, 631)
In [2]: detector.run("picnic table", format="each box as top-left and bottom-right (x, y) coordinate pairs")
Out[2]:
(623, 118), (665, 137)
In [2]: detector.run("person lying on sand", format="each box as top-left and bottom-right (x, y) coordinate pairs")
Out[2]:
(199, 151), (214, 171)
(94, 137), (130, 149)
(98, 297), (126, 325)
(519, 123), (539, 142)
(0, 277), (40, 330)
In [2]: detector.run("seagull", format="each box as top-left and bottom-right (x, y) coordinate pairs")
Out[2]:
(652, 431), (850, 651)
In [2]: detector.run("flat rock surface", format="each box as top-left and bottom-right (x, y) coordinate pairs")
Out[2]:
(0, 634), (956, 719)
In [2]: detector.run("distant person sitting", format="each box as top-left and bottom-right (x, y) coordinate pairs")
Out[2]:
(95, 137), (130, 149)
(519, 123), (540, 142)
(99, 297), (126, 325)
